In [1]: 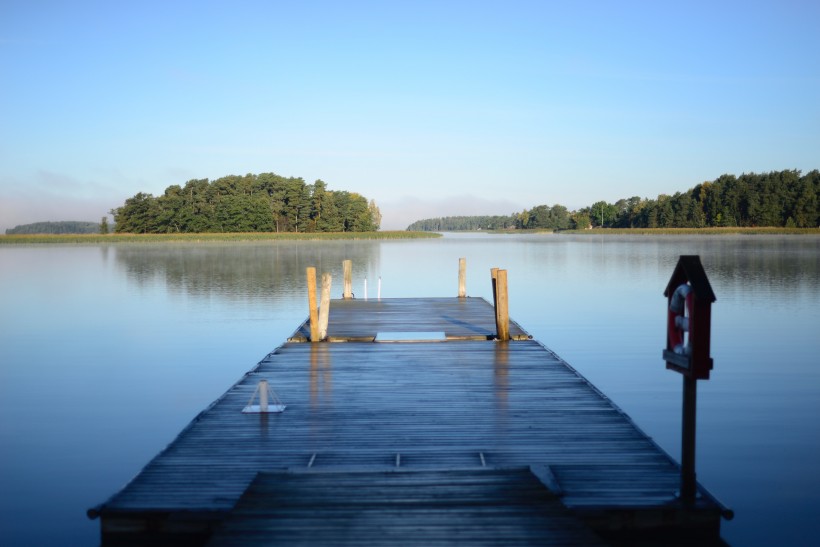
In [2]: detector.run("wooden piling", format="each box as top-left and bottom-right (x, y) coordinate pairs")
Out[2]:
(490, 268), (499, 306)
(491, 268), (499, 336)
(343, 260), (353, 299)
(318, 273), (332, 341)
(496, 269), (510, 341)
(306, 267), (319, 342)
(458, 258), (467, 298)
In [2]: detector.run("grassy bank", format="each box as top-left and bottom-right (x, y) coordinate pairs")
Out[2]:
(0, 231), (440, 245)
(558, 227), (820, 235)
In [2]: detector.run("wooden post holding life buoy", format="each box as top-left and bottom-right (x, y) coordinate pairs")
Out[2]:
(662, 255), (718, 506)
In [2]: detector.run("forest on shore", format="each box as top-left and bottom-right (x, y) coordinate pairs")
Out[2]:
(111, 173), (381, 234)
(407, 170), (820, 231)
(4, 221), (100, 235)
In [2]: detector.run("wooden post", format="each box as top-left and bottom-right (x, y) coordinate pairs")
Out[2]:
(681, 375), (697, 504)
(306, 267), (319, 342)
(491, 268), (499, 336)
(343, 259), (353, 299)
(490, 268), (499, 306)
(496, 269), (510, 341)
(318, 273), (332, 341)
(458, 257), (467, 298)
(662, 255), (717, 503)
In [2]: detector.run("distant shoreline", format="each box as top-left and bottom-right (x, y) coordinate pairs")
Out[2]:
(555, 227), (820, 235)
(481, 227), (820, 236)
(0, 231), (440, 245)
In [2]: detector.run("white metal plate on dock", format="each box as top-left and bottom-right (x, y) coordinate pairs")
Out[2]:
(242, 404), (286, 414)
(374, 331), (447, 342)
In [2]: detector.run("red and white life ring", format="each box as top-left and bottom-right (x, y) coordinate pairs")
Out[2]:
(668, 283), (693, 355)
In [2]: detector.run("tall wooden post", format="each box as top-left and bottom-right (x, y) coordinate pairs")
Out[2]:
(681, 376), (697, 503)
(496, 269), (510, 341)
(306, 267), (319, 342)
(318, 273), (332, 341)
(343, 259), (353, 299)
(490, 268), (499, 334)
(458, 258), (467, 298)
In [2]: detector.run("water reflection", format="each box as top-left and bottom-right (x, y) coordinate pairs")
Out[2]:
(258, 412), (270, 437)
(310, 344), (333, 409)
(112, 241), (385, 302)
(561, 234), (820, 291)
(109, 236), (820, 307)
(493, 342), (509, 413)
(2, 234), (819, 547)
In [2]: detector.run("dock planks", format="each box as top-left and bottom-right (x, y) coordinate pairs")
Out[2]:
(206, 467), (607, 546)
(90, 297), (728, 545)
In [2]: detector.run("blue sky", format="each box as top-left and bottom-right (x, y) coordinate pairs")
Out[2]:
(1, 1), (818, 231)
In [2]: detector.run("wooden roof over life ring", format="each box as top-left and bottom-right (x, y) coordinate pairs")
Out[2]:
(664, 255), (716, 302)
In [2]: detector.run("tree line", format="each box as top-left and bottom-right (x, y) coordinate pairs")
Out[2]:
(407, 205), (572, 232)
(407, 170), (819, 231)
(406, 215), (518, 231)
(5, 221), (101, 235)
(111, 173), (382, 233)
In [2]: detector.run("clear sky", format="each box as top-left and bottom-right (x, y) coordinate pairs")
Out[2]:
(1, 1), (818, 231)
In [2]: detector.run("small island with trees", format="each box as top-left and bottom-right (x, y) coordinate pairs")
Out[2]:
(111, 173), (382, 234)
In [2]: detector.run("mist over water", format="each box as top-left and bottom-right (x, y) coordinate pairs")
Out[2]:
(1, 234), (818, 546)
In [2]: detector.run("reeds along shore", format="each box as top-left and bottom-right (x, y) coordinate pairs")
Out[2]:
(0, 231), (440, 244)
(2, 226), (820, 244)
(509, 226), (820, 235)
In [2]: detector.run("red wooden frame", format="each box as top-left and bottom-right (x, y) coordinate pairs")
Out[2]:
(663, 256), (716, 380)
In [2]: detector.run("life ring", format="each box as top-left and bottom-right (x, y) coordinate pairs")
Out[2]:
(668, 283), (693, 355)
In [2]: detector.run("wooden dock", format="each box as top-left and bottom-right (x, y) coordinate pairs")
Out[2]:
(89, 297), (731, 546)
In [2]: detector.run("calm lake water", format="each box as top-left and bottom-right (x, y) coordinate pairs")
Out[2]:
(1, 233), (818, 546)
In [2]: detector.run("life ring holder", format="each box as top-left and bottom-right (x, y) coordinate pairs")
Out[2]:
(668, 283), (694, 356)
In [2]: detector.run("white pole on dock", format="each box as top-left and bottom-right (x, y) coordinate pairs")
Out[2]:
(364, 278), (368, 301)
(259, 380), (269, 413)
(458, 257), (467, 298)
(242, 380), (286, 413)
(378, 276), (382, 300)
(306, 267), (319, 342)
(343, 259), (353, 299)
(319, 273), (332, 341)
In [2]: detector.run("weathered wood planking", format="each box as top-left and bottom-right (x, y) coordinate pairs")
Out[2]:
(288, 297), (531, 341)
(91, 297), (728, 545)
(206, 467), (608, 546)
